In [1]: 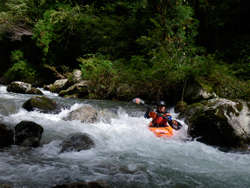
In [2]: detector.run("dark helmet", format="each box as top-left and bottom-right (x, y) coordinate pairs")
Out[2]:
(157, 101), (166, 106)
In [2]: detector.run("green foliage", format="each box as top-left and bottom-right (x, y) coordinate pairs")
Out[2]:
(78, 55), (119, 98)
(5, 50), (36, 82)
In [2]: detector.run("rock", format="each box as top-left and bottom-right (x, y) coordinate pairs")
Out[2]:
(43, 84), (52, 91)
(6, 81), (44, 95)
(0, 124), (14, 147)
(182, 98), (250, 147)
(7, 81), (32, 93)
(184, 80), (217, 104)
(14, 121), (44, 147)
(25, 88), (44, 95)
(71, 69), (82, 84)
(98, 108), (117, 123)
(0, 99), (19, 115)
(22, 96), (69, 114)
(63, 106), (100, 123)
(52, 181), (110, 188)
(59, 81), (89, 98)
(59, 132), (95, 153)
(51, 79), (69, 93)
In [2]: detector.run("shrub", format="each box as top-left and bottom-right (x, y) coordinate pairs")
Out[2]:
(5, 50), (36, 82)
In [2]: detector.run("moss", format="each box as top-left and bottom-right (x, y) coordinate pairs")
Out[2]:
(199, 82), (214, 93)
(201, 100), (209, 105)
(187, 102), (204, 109)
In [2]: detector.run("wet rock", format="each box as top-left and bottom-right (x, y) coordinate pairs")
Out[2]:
(25, 88), (44, 95)
(98, 108), (118, 123)
(14, 121), (43, 147)
(6, 81), (44, 95)
(0, 124), (14, 147)
(51, 79), (69, 93)
(182, 98), (250, 147)
(0, 99), (19, 116)
(59, 80), (89, 98)
(59, 132), (95, 153)
(63, 106), (100, 123)
(7, 81), (32, 93)
(22, 96), (69, 114)
(52, 181), (110, 188)
(43, 84), (52, 91)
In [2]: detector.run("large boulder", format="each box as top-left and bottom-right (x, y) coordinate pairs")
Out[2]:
(14, 121), (44, 147)
(22, 96), (69, 114)
(59, 132), (95, 153)
(7, 81), (44, 95)
(58, 80), (89, 98)
(0, 124), (14, 147)
(51, 79), (69, 93)
(52, 181), (110, 188)
(63, 106), (100, 123)
(180, 98), (250, 147)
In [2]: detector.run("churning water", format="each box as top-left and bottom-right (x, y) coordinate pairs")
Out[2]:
(1, 85), (250, 188)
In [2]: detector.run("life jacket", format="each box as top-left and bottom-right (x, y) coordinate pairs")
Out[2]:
(150, 111), (171, 127)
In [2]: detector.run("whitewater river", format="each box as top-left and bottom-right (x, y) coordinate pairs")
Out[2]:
(1, 84), (250, 188)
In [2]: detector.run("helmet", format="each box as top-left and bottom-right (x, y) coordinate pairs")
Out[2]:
(157, 101), (166, 106)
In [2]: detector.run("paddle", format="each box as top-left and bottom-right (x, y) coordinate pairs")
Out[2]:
(132, 98), (182, 130)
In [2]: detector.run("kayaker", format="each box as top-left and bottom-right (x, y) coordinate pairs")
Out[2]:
(144, 101), (172, 127)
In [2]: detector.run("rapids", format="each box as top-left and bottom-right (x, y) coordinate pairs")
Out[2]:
(1, 84), (250, 188)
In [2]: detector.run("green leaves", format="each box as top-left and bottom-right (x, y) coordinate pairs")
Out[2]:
(5, 50), (36, 82)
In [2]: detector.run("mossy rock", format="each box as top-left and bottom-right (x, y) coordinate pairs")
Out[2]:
(186, 98), (250, 147)
(7, 81), (32, 93)
(58, 81), (89, 98)
(22, 96), (69, 114)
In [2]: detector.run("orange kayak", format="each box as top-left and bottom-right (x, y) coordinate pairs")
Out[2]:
(148, 122), (173, 138)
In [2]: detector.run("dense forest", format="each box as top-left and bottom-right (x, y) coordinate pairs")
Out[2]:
(1, 0), (250, 104)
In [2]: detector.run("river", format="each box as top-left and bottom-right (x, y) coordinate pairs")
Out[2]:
(1, 84), (250, 188)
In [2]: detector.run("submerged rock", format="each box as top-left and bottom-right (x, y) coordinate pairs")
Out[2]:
(59, 132), (95, 153)
(52, 181), (110, 188)
(22, 96), (69, 114)
(63, 106), (100, 123)
(14, 121), (44, 147)
(181, 98), (250, 147)
(98, 108), (118, 123)
(0, 124), (14, 147)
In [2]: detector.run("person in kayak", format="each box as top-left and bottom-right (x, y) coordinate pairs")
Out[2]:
(144, 101), (172, 127)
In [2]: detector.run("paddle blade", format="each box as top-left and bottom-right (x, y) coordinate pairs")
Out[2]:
(132, 98), (145, 105)
(168, 119), (182, 130)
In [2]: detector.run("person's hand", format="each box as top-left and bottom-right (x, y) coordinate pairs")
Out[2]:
(166, 115), (172, 120)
